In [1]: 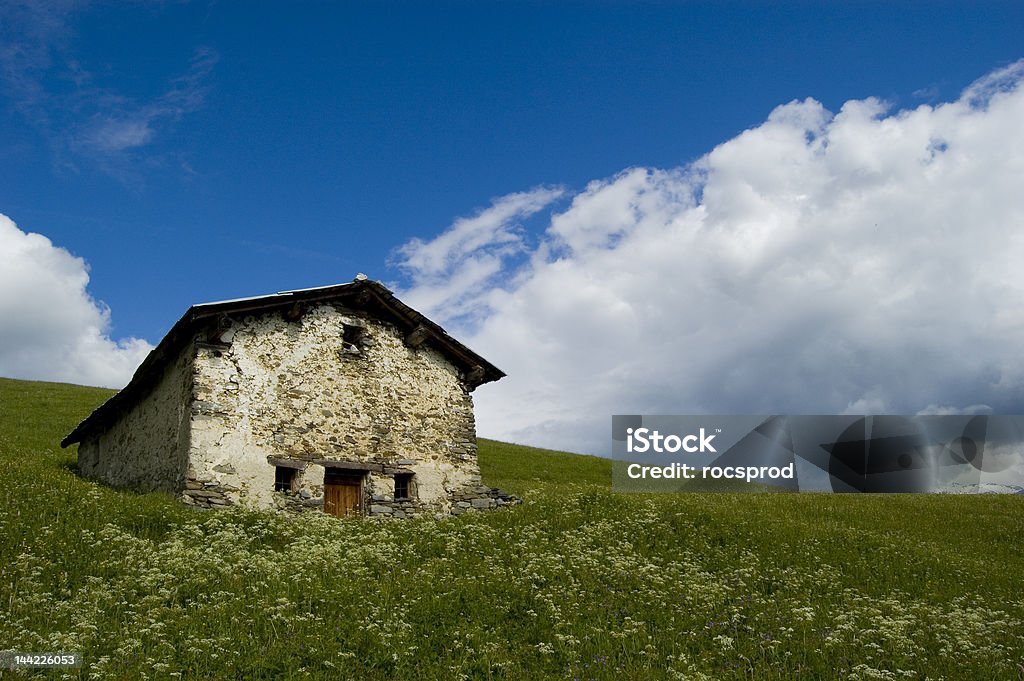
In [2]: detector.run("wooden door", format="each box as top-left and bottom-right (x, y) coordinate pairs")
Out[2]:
(323, 469), (363, 517)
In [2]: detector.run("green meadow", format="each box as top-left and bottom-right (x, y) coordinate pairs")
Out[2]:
(1, 377), (1022, 680)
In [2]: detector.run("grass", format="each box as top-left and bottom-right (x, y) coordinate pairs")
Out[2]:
(1, 376), (1023, 680)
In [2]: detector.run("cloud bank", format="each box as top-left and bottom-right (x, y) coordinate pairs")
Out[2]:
(0, 214), (152, 389)
(398, 60), (1024, 456)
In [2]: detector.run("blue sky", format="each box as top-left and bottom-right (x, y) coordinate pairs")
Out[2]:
(3, 2), (1024, 453)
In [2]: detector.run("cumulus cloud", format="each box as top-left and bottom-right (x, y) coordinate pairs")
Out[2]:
(398, 60), (1024, 456)
(0, 214), (152, 388)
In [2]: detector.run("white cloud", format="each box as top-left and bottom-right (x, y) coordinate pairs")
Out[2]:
(398, 60), (1024, 456)
(396, 186), (565, 325)
(0, 214), (152, 388)
(79, 116), (155, 153)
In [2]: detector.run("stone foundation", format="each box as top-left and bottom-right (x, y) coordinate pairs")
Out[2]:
(368, 482), (521, 519)
(181, 476), (234, 509)
(179, 476), (521, 518)
(271, 488), (325, 514)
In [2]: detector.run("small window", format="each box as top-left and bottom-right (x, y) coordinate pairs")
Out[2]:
(275, 466), (297, 493)
(394, 473), (414, 500)
(342, 324), (364, 353)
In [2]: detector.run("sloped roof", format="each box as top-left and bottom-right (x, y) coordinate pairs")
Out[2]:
(61, 278), (504, 447)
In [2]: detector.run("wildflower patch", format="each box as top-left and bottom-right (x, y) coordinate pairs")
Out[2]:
(2, 379), (1023, 680)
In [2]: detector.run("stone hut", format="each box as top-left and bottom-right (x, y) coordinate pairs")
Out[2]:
(61, 276), (512, 518)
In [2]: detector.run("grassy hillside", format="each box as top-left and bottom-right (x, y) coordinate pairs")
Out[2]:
(477, 438), (611, 490)
(1, 377), (1022, 680)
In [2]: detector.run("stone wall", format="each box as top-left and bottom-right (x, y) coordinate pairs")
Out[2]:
(185, 302), (487, 514)
(77, 347), (192, 492)
(368, 478), (520, 518)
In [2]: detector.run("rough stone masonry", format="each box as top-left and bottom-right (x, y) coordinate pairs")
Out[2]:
(63, 277), (518, 518)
